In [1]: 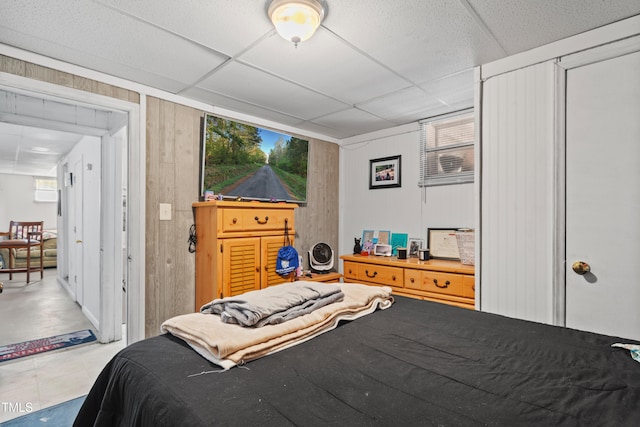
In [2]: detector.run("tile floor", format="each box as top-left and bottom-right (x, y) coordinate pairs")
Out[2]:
(0, 269), (126, 423)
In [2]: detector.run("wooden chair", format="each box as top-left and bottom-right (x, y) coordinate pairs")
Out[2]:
(0, 221), (44, 284)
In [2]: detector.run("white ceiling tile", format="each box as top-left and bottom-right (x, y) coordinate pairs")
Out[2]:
(100, 0), (275, 57)
(180, 86), (335, 140)
(0, 1), (229, 93)
(180, 86), (298, 125)
(312, 108), (396, 138)
(359, 86), (441, 123)
(290, 120), (353, 140)
(419, 69), (475, 110)
(323, 0), (504, 84)
(195, 62), (349, 120)
(0, 117), (90, 175)
(239, 29), (411, 104)
(468, 0), (640, 55)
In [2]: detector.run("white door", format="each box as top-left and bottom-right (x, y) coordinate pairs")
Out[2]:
(72, 158), (84, 305)
(565, 50), (640, 340)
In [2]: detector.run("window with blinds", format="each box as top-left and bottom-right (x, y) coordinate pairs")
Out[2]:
(419, 110), (475, 187)
(34, 177), (58, 202)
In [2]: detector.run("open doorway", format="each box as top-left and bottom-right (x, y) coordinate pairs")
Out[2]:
(0, 72), (144, 345)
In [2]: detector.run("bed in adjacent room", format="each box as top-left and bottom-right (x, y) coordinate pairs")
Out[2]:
(75, 288), (640, 426)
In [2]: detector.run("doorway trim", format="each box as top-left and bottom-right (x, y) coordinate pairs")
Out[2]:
(0, 71), (145, 344)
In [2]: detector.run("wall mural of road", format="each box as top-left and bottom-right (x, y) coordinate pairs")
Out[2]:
(226, 165), (291, 201)
(200, 115), (309, 202)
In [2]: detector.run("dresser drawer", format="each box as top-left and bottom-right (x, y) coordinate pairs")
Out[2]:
(341, 254), (475, 309)
(404, 269), (423, 290)
(356, 263), (403, 287)
(219, 208), (294, 234)
(343, 261), (359, 281)
(418, 271), (464, 297)
(461, 274), (475, 298)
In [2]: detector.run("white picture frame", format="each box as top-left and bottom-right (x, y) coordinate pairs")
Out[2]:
(408, 238), (424, 257)
(373, 244), (392, 256)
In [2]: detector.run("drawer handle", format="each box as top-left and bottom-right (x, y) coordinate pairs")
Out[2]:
(254, 215), (269, 224)
(232, 218), (237, 224)
(348, 269), (353, 274)
(433, 279), (450, 288)
(472, 285), (475, 291)
(392, 275), (396, 281)
(365, 270), (377, 278)
(410, 277), (415, 283)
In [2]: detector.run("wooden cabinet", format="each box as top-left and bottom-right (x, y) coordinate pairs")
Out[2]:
(193, 201), (297, 311)
(341, 254), (475, 309)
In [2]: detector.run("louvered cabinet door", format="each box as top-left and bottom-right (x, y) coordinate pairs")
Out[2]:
(221, 237), (261, 297)
(261, 235), (295, 288)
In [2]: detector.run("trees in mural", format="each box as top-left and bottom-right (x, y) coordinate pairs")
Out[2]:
(202, 115), (308, 201)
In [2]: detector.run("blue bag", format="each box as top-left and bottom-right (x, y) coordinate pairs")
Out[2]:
(276, 220), (299, 276)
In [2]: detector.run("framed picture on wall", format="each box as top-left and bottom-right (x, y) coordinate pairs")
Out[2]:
(427, 228), (461, 260)
(369, 155), (401, 189)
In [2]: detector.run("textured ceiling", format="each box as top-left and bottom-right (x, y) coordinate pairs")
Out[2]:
(1, 0), (639, 174)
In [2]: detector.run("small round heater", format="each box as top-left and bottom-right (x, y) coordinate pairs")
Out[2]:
(308, 242), (334, 273)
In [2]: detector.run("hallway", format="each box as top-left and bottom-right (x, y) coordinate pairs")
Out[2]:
(0, 269), (126, 423)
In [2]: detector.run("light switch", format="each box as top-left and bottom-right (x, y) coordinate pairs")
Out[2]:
(159, 203), (172, 221)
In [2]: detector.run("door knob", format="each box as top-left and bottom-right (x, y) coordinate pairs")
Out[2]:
(572, 261), (591, 275)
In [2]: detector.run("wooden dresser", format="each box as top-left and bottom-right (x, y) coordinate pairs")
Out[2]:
(193, 201), (297, 311)
(340, 254), (475, 309)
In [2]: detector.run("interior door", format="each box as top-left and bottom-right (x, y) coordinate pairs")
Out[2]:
(71, 157), (84, 304)
(565, 50), (640, 340)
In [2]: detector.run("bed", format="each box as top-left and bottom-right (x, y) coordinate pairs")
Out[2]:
(75, 293), (640, 426)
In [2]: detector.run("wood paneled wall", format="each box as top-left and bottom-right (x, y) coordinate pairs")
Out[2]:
(145, 97), (203, 335)
(0, 55), (340, 337)
(295, 139), (340, 271)
(0, 55), (139, 103)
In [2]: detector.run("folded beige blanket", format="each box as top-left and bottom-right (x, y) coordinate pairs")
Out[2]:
(200, 281), (345, 327)
(161, 282), (393, 369)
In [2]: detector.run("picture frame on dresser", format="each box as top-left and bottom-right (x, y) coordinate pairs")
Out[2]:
(369, 155), (401, 189)
(390, 233), (408, 256)
(373, 244), (392, 256)
(408, 238), (424, 257)
(362, 230), (374, 252)
(427, 228), (460, 260)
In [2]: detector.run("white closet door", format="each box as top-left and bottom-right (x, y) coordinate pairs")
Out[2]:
(565, 50), (640, 340)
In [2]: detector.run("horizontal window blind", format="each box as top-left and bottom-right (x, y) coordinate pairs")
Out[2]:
(34, 177), (58, 202)
(419, 110), (475, 187)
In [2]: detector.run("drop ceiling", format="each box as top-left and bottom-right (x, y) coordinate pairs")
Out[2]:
(1, 0), (639, 174)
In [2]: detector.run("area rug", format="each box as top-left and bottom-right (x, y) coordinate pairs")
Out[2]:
(0, 330), (96, 363)
(0, 396), (85, 426)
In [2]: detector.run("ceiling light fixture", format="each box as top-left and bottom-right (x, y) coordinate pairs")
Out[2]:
(267, 0), (326, 47)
